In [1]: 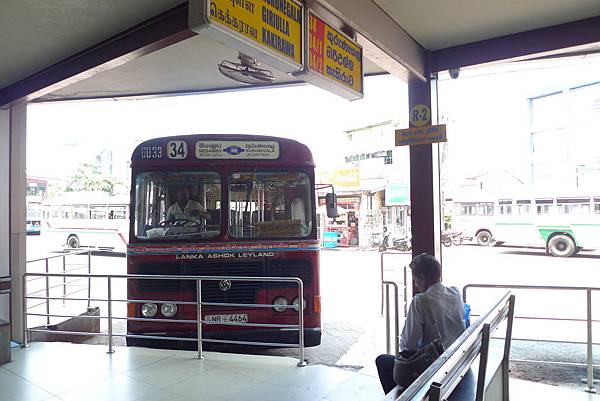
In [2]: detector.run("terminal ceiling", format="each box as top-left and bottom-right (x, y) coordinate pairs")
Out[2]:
(0, 0), (599, 103)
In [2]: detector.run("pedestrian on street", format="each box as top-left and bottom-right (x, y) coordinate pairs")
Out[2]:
(375, 253), (466, 394)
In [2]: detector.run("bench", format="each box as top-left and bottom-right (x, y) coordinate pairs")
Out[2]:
(384, 292), (515, 401)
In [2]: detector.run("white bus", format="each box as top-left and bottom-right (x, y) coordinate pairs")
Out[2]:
(42, 192), (129, 252)
(452, 195), (600, 257)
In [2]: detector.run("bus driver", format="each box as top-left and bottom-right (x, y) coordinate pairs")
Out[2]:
(166, 187), (209, 223)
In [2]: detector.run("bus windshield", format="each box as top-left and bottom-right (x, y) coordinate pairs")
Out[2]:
(229, 171), (312, 238)
(134, 171), (221, 240)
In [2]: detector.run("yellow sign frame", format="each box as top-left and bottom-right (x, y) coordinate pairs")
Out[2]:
(395, 124), (447, 147)
(298, 9), (363, 101)
(189, 0), (304, 73)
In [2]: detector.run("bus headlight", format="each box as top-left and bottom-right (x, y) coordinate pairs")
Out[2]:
(292, 297), (307, 312)
(141, 303), (158, 318)
(273, 297), (289, 312)
(161, 303), (178, 318)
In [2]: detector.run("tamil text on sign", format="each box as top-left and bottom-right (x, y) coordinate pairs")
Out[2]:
(189, 0), (303, 72)
(302, 11), (363, 100)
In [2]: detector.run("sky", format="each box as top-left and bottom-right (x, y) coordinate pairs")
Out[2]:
(27, 54), (600, 187)
(27, 74), (408, 179)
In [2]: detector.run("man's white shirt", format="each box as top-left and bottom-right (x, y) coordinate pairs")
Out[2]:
(400, 282), (465, 352)
(166, 200), (204, 221)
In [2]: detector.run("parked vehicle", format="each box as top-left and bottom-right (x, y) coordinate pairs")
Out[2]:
(379, 233), (412, 252)
(452, 194), (600, 257)
(451, 231), (464, 246)
(441, 231), (453, 247)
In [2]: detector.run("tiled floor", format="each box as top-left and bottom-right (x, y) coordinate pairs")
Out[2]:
(2, 342), (599, 401)
(1, 342), (382, 401)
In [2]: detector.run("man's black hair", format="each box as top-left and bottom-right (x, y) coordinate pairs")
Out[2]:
(409, 253), (441, 282)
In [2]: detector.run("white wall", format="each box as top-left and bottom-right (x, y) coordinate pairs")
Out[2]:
(0, 109), (9, 322)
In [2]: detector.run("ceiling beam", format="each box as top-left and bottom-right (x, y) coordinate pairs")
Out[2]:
(431, 15), (600, 73)
(312, 0), (428, 81)
(0, 4), (195, 108)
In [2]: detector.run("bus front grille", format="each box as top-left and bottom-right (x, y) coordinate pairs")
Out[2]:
(133, 259), (314, 304)
(135, 263), (182, 292)
(185, 262), (264, 304)
(267, 260), (312, 288)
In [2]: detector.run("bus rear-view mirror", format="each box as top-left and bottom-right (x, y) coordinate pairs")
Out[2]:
(326, 193), (338, 218)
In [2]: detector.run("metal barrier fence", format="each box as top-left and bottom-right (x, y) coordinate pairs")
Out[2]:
(383, 281), (400, 354)
(22, 272), (307, 366)
(463, 283), (598, 393)
(26, 249), (93, 324)
(380, 252), (409, 317)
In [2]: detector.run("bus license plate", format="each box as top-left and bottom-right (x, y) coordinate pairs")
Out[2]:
(204, 313), (248, 323)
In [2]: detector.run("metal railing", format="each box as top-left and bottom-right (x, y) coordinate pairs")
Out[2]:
(464, 283), (598, 393)
(383, 281), (400, 354)
(21, 272), (308, 366)
(26, 249), (93, 324)
(380, 252), (409, 317)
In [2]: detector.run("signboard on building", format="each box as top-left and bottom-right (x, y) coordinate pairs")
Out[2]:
(395, 124), (447, 147)
(189, 0), (304, 73)
(385, 183), (409, 205)
(299, 11), (363, 100)
(318, 168), (360, 188)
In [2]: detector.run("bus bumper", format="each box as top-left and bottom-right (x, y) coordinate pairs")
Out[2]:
(126, 327), (321, 349)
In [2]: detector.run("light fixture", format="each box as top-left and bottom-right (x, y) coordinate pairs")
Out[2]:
(141, 303), (157, 318)
(218, 53), (275, 85)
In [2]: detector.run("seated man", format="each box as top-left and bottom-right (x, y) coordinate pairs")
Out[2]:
(376, 253), (466, 394)
(166, 187), (209, 224)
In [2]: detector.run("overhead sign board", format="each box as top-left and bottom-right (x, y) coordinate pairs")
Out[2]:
(299, 11), (363, 100)
(189, 0), (304, 73)
(395, 124), (447, 147)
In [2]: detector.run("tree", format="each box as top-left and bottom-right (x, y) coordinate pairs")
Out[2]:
(63, 163), (127, 195)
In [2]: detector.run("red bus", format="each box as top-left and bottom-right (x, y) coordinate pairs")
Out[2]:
(127, 134), (331, 348)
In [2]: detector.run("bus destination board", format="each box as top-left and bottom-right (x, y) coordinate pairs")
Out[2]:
(189, 0), (303, 73)
(300, 11), (363, 100)
(195, 140), (280, 159)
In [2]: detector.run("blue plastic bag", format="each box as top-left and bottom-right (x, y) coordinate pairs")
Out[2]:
(464, 303), (471, 328)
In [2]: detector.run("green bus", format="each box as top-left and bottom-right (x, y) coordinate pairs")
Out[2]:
(453, 195), (600, 257)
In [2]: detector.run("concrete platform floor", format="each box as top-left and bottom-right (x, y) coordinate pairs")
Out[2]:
(1, 342), (599, 401)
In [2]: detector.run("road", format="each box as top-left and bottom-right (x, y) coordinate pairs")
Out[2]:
(25, 235), (600, 387)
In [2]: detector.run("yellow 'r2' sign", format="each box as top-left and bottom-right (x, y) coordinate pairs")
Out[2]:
(410, 104), (430, 127)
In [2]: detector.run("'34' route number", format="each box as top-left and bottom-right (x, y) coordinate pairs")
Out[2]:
(167, 140), (187, 159)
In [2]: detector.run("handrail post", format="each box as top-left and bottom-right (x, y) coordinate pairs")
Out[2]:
(403, 265), (408, 316)
(383, 281), (400, 354)
(394, 283), (400, 354)
(297, 279), (306, 367)
(21, 274), (29, 348)
(196, 278), (204, 360)
(87, 250), (92, 308)
(385, 284), (391, 354)
(476, 324), (491, 401)
(62, 256), (66, 306)
(584, 289), (596, 393)
(380, 252), (384, 316)
(107, 277), (114, 354)
(45, 259), (50, 325)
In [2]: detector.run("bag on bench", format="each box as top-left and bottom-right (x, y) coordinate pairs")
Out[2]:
(393, 296), (445, 388)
